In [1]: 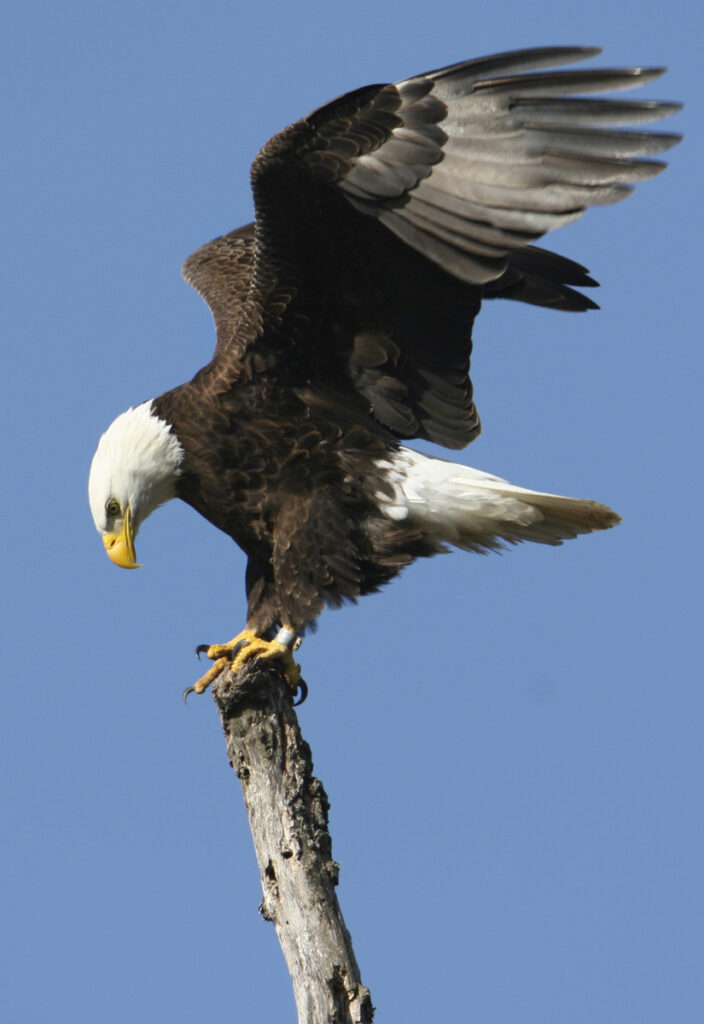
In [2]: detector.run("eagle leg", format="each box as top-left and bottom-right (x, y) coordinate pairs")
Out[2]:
(184, 628), (303, 701)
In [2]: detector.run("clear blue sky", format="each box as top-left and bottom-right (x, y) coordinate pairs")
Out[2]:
(2, 2), (699, 1021)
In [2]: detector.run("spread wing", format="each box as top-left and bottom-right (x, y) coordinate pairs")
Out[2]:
(183, 46), (680, 448)
(182, 222), (256, 360)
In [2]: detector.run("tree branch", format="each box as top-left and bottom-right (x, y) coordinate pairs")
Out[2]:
(212, 661), (373, 1024)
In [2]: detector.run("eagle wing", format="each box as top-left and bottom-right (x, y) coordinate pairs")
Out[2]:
(184, 46), (680, 448)
(181, 222), (256, 360)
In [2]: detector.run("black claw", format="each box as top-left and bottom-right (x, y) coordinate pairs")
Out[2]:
(292, 678), (308, 706)
(182, 685), (196, 703)
(195, 644), (210, 660)
(231, 638), (251, 658)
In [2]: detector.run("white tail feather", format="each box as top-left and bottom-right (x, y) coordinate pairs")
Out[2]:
(376, 448), (620, 553)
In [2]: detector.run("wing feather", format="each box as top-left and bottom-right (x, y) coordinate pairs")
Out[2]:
(181, 223), (256, 359)
(183, 47), (680, 448)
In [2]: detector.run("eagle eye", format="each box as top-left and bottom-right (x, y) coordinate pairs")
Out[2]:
(106, 498), (121, 518)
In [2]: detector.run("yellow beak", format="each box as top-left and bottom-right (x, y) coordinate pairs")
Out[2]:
(102, 505), (142, 569)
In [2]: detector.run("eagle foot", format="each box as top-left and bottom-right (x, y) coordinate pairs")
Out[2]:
(184, 628), (304, 702)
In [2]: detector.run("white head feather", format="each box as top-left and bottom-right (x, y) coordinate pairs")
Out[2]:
(88, 401), (184, 537)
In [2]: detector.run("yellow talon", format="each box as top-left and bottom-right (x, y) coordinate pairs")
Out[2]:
(232, 637), (301, 687)
(204, 630), (260, 662)
(190, 657), (230, 695)
(185, 628), (301, 700)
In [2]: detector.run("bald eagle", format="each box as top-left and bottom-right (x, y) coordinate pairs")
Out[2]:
(88, 46), (679, 692)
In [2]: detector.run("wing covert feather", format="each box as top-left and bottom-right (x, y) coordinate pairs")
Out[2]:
(181, 222), (257, 360)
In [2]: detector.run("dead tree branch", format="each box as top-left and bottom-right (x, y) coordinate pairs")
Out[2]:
(212, 661), (373, 1024)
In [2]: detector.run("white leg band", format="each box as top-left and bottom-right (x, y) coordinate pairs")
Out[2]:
(274, 627), (297, 649)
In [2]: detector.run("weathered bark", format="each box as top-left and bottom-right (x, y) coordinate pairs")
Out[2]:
(212, 660), (373, 1024)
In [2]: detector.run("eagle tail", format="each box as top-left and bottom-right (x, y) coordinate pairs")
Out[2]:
(377, 448), (620, 553)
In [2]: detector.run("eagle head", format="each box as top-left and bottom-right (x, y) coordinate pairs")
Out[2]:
(88, 401), (184, 569)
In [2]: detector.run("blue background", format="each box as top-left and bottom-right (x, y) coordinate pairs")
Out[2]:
(3, 2), (699, 1021)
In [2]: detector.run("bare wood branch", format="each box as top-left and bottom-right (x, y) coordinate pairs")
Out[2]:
(212, 661), (373, 1024)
